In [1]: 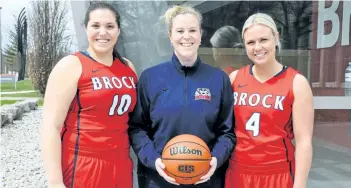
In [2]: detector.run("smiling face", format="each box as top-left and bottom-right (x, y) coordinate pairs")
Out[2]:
(169, 13), (202, 65)
(243, 24), (278, 66)
(86, 8), (120, 55)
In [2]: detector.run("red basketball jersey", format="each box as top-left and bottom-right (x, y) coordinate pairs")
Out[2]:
(61, 52), (137, 152)
(231, 64), (298, 165)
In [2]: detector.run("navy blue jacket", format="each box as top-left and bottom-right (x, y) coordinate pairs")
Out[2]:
(128, 54), (236, 187)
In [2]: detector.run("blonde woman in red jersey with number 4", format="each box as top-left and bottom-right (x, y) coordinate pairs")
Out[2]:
(41, 2), (137, 188)
(225, 13), (314, 188)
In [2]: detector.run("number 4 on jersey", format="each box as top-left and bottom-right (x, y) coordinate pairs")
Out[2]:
(109, 94), (132, 116)
(246, 112), (260, 136)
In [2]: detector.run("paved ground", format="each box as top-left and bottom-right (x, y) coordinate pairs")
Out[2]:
(307, 138), (351, 187)
(0, 97), (41, 100)
(0, 90), (37, 95)
(307, 121), (351, 187)
(1, 90), (40, 101)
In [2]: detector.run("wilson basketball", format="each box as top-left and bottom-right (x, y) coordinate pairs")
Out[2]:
(161, 134), (212, 185)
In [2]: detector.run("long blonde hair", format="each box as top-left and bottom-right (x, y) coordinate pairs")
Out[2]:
(242, 13), (281, 52)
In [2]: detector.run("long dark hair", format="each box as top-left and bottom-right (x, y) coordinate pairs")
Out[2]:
(84, 2), (126, 64)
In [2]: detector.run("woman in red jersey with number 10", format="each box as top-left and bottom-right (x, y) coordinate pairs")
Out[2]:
(225, 13), (314, 188)
(41, 2), (137, 188)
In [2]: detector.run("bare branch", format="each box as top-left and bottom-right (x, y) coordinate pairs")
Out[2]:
(28, 0), (72, 95)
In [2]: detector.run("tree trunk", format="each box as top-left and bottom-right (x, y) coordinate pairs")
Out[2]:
(281, 1), (291, 49)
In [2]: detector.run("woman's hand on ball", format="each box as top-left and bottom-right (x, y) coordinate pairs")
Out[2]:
(155, 158), (180, 185)
(194, 157), (217, 185)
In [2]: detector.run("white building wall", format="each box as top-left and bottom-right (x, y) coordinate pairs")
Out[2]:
(70, 1), (90, 51)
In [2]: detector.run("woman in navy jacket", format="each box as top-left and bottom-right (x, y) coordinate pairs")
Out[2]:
(128, 5), (236, 188)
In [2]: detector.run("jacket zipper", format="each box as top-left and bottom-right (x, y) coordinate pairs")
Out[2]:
(184, 71), (187, 104)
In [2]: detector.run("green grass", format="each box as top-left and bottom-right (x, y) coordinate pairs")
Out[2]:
(0, 100), (23, 106)
(1, 91), (42, 98)
(0, 99), (44, 106)
(1, 79), (44, 106)
(0, 80), (35, 92)
(38, 99), (44, 106)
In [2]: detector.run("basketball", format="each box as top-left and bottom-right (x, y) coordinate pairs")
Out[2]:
(161, 134), (212, 185)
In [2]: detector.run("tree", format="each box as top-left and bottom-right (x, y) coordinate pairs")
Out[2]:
(201, 1), (312, 50)
(109, 1), (170, 72)
(279, 1), (312, 50)
(16, 8), (27, 81)
(28, 0), (72, 95)
(3, 14), (22, 73)
(3, 43), (17, 67)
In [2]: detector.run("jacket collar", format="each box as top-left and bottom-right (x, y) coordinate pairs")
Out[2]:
(171, 53), (201, 75)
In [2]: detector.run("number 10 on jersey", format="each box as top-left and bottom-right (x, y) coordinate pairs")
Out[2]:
(109, 94), (132, 116)
(246, 113), (260, 136)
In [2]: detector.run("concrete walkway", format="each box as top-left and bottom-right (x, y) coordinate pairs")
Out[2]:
(0, 90), (37, 95)
(1, 90), (40, 101)
(1, 97), (41, 100)
(308, 138), (351, 187)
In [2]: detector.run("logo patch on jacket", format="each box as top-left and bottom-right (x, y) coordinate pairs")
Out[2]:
(195, 88), (211, 101)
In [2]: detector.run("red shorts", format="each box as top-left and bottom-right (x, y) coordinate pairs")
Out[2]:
(225, 160), (295, 188)
(62, 145), (133, 188)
